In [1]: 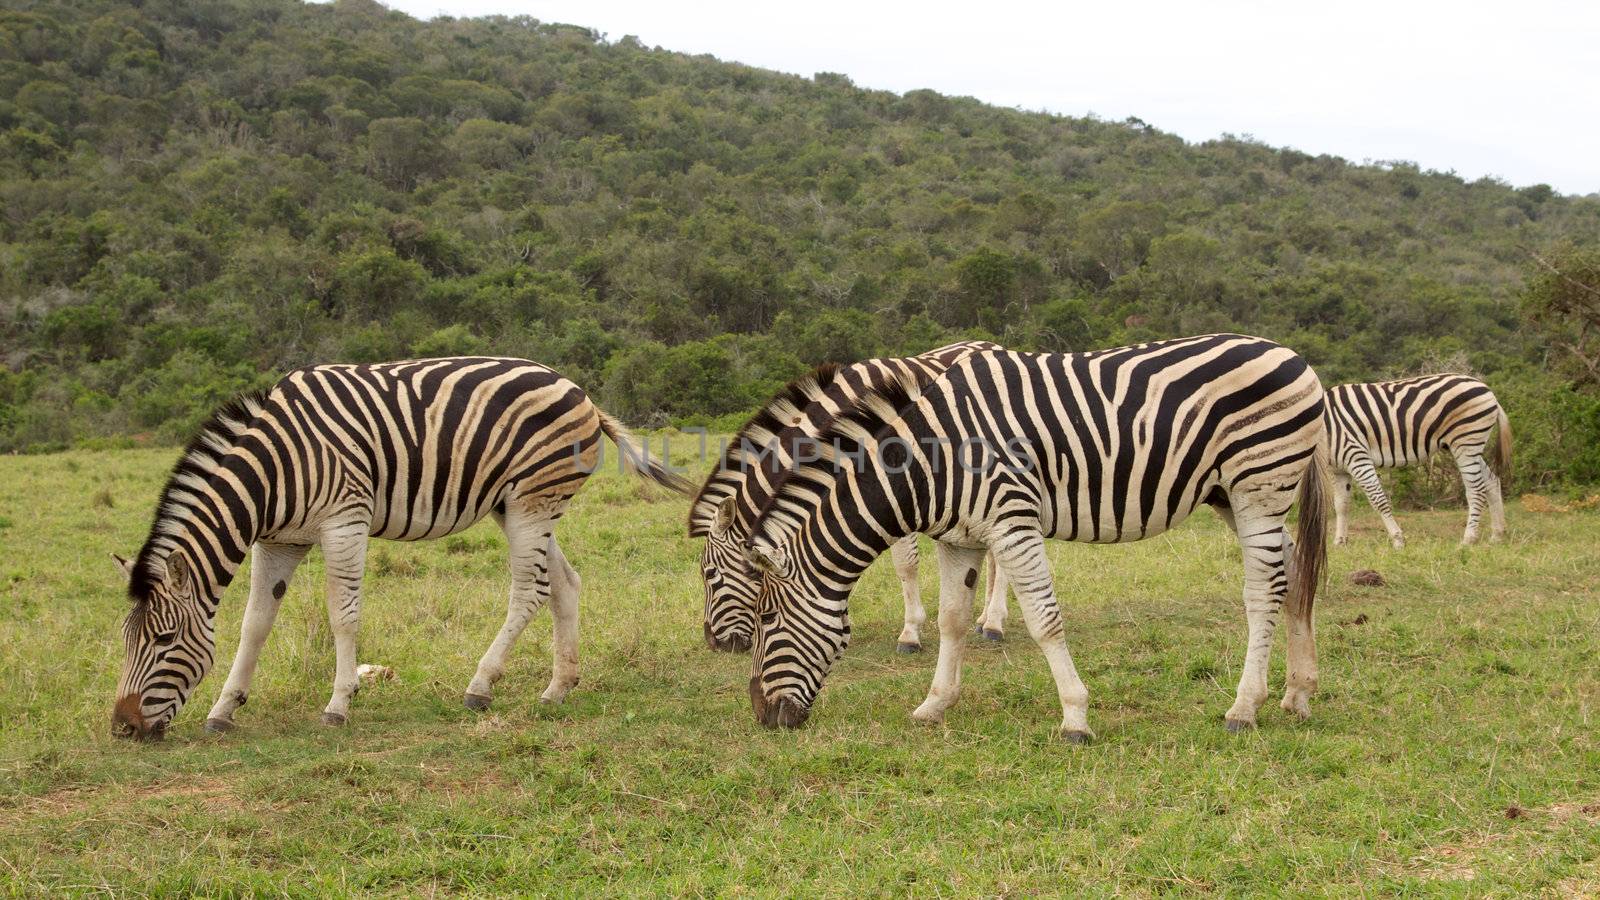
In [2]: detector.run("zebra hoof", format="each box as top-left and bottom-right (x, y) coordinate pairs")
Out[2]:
(895, 641), (922, 654)
(203, 717), (235, 735)
(981, 628), (1004, 642)
(463, 693), (493, 711)
(1058, 728), (1094, 745)
(320, 711), (347, 727)
(1224, 717), (1255, 734)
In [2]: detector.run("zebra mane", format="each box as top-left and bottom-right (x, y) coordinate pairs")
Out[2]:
(747, 367), (924, 545)
(687, 363), (843, 537)
(128, 389), (271, 602)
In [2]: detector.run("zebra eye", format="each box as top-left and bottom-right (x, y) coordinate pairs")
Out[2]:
(704, 566), (718, 579)
(153, 630), (177, 646)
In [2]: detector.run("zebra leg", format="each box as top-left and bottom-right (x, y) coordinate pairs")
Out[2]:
(992, 532), (1095, 743)
(1278, 529), (1318, 720)
(1453, 448), (1491, 546)
(1487, 471), (1507, 542)
(975, 552), (1009, 641)
(1347, 456), (1404, 548)
(889, 535), (926, 654)
(910, 542), (985, 725)
(1224, 512), (1291, 731)
(319, 522), (370, 727)
(204, 541), (311, 734)
(1332, 470), (1353, 546)
(466, 509), (555, 710)
(539, 536), (581, 704)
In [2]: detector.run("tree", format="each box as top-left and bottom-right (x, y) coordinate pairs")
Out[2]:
(1522, 243), (1600, 386)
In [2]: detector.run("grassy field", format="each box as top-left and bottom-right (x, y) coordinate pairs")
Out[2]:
(2, 446), (1598, 896)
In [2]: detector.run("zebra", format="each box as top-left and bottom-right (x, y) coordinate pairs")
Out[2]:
(688, 341), (1012, 655)
(738, 335), (1328, 741)
(1325, 374), (1511, 548)
(110, 357), (690, 740)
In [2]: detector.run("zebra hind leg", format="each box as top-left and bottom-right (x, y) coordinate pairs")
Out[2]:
(539, 537), (581, 703)
(889, 536), (926, 653)
(1487, 471), (1507, 542)
(1454, 447), (1492, 546)
(319, 522), (371, 726)
(466, 508), (555, 711)
(1224, 506), (1293, 732)
(205, 542), (311, 734)
(910, 542), (985, 724)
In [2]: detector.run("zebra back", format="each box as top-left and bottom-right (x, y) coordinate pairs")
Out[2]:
(1324, 374), (1506, 473)
(686, 341), (1000, 538)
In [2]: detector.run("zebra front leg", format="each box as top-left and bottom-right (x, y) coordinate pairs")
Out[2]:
(1347, 456), (1404, 548)
(889, 536), (926, 653)
(1225, 516), (1291, 731)
(466, 510), (554, 710)
(319, 523), (370, 727)
(1332, 471), (1352, 546)
(992, 532), (1094, 743)
(1453, 448), (1492, 546)
(539, 537), (581, 704)
(205, 542), (311, 734)
(910, 542), (985, 724)
(975, 552), (1009, 641)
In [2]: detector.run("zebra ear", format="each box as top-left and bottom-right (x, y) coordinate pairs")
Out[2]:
(167, 554), (192, 592)
(110, 553), (134, 583)
(745, 540), (786, 575)
(711, 496), (736, 536)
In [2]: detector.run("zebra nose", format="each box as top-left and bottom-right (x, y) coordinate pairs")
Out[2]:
(773, 697), (810, 729)
(112, 693), (146, 740)
(707, 625), (751, 654)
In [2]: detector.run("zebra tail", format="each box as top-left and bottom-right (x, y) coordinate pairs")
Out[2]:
(1490, 406), (1513, 486)
(595, 409), (695, 495)
(1289, 446), (1329, 638)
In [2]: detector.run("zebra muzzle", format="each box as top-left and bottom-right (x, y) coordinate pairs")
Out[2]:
(706, 623), (752, 653)
(111, 693), (165, 741)
(750, 678), (810, 729)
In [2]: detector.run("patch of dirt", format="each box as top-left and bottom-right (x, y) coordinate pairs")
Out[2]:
(1350, 570), (1386, 587)
(2, 776), (241, 822)
(1521, 493), (1600, 514)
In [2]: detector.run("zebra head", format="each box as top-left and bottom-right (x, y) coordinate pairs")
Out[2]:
(700, 496), (759, 653)
(744, 536), (851, 730)
(110, 552), (217, 740)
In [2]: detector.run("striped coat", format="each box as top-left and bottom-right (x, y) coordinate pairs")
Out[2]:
(688, 341), (1010, 655)
(740, 335), (1328, 740)
(112, 357), (688, 740)
(1324, 374), (1510, 548)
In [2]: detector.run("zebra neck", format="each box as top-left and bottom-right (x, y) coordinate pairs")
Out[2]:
(144, 450), (278, 606)
(796, 460), (923, 575)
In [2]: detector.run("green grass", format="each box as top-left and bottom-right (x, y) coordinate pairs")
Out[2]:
(2, 448), (1598, 896)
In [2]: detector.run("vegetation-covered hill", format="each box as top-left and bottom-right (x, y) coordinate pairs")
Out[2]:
(2, 0), (1597, 483)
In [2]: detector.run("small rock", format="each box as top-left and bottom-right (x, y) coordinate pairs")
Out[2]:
(1350, 569), (1386, 587)
(357, 663), (396, 683)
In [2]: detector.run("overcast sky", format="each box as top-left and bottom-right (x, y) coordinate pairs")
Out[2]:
(374, 0), (1599, 196)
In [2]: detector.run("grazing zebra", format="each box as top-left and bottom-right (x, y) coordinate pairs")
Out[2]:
(110, 357), (690, 740)
(740, 335), (1328, 741)
(1325, 375), (1511, 548)
(688, 341), (1011, 655)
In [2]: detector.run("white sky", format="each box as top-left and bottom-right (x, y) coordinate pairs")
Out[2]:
(375, 0), (1600, 196)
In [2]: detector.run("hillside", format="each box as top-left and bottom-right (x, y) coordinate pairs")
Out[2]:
(2, 0), (1598, 478)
